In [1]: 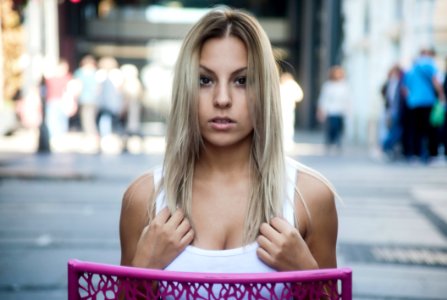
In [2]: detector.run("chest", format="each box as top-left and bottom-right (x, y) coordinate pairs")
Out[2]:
(190, 177), (250, 249)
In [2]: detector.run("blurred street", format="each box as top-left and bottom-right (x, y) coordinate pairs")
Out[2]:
(0, 130), (447, 299)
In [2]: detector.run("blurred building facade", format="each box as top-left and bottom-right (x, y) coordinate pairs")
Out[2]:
(12, 0), (343, 134)
(342, 0), (447, 145)
(3, 0), (446, 144)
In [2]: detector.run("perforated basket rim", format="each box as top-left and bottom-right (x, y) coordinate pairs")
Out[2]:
(68, 259), (351, 284)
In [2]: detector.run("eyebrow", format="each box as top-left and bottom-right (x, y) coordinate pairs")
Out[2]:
(199, 65), (247, 77)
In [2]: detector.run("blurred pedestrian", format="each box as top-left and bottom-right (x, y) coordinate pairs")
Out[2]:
(96, 56), (124, 152)
(44, 59), (76, 148)
(380, 64), (407, 160)
(119, 7), (338, 284)
(317, 65), (350, 154)
(73, 55), (99, 151)
(37, 76), (50, 153)
(120, 64), (143, 153)
(439, 57), (447, 161)
(280, 71), (303, 151)
(403, 48), (445, 163)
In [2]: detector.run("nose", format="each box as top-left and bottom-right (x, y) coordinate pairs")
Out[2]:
(213, 83), (232, 108)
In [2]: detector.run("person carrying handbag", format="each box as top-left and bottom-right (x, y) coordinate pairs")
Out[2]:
(403, 48), (445, 163)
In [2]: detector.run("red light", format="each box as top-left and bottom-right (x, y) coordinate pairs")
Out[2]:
(70, 0), (81, 3)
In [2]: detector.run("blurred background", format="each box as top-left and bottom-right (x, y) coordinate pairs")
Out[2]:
(1, 1), (447, 299)
(1, 0), (445, 153)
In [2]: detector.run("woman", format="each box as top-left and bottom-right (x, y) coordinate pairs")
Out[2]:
(120, 7), (337, 276)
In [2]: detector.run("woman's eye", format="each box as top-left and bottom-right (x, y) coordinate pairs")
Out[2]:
(200, 76), (212, 86)
(235, 76), (247, 86)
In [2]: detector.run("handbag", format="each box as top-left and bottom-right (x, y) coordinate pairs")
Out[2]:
(430, 101), (445, 127)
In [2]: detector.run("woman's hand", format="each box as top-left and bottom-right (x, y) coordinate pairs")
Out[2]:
(131, 207), (194, 269)
(256, 217), (318, 271)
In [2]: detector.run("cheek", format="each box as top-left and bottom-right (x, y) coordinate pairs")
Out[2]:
(198, 89), (212, 106)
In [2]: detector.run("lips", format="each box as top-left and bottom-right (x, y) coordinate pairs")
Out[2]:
(209, 117), (236, 130)
(210, 117), (235, 124)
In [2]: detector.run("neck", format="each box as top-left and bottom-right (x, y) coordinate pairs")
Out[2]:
(195, 140), (252, 177)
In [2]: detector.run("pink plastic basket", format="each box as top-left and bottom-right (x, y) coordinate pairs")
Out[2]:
(68, 259), (352, 299)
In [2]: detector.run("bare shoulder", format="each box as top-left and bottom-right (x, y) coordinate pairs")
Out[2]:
(120, 171), (157, 265)
(292, 161), (338, 268)
(296, 168), (336, 214)
(287, 158), (336, 213)
(121, 172), (155, 216)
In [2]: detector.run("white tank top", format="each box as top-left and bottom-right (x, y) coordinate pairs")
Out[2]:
(153, 159), (297, 274)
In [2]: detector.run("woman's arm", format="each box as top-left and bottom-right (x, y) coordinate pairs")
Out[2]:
(120, 173), (153, 267)
(119, 173), (195, 269)
(299, 171), (338, 269)
(256, 171), (338, 270)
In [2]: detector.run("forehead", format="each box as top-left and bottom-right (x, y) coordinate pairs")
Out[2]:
(199, 36), (248, 70)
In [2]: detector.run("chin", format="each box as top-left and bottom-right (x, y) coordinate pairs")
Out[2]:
(203, 135), (252, 149)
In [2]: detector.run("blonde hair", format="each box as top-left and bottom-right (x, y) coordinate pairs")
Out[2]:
(160, 7), (286, 243)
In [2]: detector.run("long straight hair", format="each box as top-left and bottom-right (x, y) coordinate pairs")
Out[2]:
(160, 7), (286, 243)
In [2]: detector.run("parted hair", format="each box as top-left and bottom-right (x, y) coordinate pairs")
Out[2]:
(159, 7), (286, 243)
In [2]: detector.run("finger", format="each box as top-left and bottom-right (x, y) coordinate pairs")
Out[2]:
(176, 218), (192, 237)
(180, 228), (194, 246)
(167, 209), (186, 228)
(259, 222), (281, 244)
(269, 217), (293, 234)
(256, 234), (274, 254)
(155, 207), (171, 223)
(256, 247), (274, 268)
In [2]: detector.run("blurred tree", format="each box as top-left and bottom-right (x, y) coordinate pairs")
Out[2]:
(1, 0), (24, 104)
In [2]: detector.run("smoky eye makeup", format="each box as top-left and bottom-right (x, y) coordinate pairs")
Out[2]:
(199, 75), (213, 86)
(198, 66), (248, 87)
(199, 66), (214, 86)
(234, 76), (247, 86)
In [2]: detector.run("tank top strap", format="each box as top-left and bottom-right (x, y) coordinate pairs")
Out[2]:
(153, 166), (165, 214)
(284, 158), (297, 226)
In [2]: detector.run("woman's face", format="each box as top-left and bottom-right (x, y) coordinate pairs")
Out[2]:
(198, 36), (253, 149)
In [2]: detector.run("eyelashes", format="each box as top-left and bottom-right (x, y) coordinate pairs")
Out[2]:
(235, 76), (246, 86)
(199, 75), (247, 87)
(199, 76), (212, 86)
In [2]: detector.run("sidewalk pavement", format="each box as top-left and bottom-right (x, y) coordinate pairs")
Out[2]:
(1, 129), (447, 299)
